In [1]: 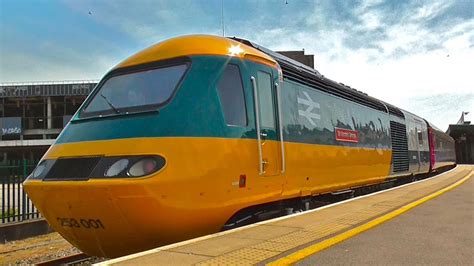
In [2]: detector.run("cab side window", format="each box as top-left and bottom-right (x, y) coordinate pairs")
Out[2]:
(217, 64), (247, 126)
(256, 71), (275, 129)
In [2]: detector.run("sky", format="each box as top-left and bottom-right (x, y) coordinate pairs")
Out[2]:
(0, 0), (473, 131)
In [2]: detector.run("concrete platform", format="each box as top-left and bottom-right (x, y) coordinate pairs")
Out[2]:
(98, 165), (473, 266)
(298, 173), (474, 265)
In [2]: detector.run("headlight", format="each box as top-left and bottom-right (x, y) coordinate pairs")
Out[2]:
(105, 159), (129, 177)
(32, 161), (47, 178)
(27, 160), (56, 180)
(128, 158), (161, 177)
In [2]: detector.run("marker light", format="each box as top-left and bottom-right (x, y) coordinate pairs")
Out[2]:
(105, 159), (129, 177)
(229, 45), (244, 56)
(128, 158), (159, 177)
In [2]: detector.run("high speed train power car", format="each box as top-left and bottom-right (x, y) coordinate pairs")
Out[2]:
(23, 35), (456, 258)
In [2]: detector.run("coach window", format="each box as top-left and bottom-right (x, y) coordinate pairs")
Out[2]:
(217, 64), (247, 126)
(418, 130), (423, 145)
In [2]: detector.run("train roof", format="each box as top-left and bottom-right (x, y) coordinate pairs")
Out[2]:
(424, 119), (444, 132)
(115, 35), (277, 69)
(231, 37), (407, 118)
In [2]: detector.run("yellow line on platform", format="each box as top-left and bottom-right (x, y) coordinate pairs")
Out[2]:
(267, 171), (473, 266)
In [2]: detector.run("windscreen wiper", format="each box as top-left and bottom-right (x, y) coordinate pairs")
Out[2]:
(100, 93), (120, 114)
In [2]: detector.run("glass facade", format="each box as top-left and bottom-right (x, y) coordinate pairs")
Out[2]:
(0, 81), (95, 161)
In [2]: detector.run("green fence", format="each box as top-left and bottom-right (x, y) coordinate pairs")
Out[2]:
(1, 160), (40, 223)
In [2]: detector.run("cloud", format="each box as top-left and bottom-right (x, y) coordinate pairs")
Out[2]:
(398, 93), (474, 131)
(231, 0), (473, 129)
(64, 0), (222, 45)
(0, 35), (121, 82)
(0, 46), (115, 82)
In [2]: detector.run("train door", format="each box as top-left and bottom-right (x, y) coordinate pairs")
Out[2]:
(414, 126), (422, 172)
(415, 120), (428, 171)
(250, 69), (283, 176)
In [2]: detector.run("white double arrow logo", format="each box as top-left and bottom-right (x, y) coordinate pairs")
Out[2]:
(297, 91), (320, 126)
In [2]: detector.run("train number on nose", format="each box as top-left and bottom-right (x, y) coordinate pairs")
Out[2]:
(57, 217), (105, 229)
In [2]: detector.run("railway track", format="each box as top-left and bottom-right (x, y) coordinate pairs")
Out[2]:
(36, 253), (92, 265)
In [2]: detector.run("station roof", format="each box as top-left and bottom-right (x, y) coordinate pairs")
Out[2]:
(0, 80), (97, 98)
(447, 124), (474, 137)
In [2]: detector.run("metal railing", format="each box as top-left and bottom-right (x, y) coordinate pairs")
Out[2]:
(1, 160), (40, 223)
(0, 79), (99, 86)
(0, 80), (97, 98)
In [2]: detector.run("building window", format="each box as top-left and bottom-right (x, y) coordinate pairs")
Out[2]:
(217, 64), (247, 126)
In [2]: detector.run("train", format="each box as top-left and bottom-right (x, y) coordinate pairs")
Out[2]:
(23, 35), (456, 258)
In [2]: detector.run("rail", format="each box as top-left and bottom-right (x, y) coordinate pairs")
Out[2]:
(251, 76), (264, 175)
(275, 82), (286, 173)
(36, 253), (91, 265)
(0, 80), (99, 86)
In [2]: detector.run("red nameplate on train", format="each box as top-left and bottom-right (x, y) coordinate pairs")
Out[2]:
(335, 128), (359, 143)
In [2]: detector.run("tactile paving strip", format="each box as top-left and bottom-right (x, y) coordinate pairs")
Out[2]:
(225, 247), (280, 261)
(196, 255), (255, 266)
(251, 240), (305, 252)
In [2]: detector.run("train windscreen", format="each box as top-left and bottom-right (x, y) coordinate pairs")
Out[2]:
(80, 63), (188, 118)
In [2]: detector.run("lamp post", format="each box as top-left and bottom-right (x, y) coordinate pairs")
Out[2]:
(221, 0), (225, 36)
(457, 111), (469, 124)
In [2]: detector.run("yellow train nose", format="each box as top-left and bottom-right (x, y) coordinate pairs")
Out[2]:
(23, 180), (175, 258)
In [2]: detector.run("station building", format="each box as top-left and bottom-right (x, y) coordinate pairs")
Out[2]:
(448, 112), (474, 164)
(0, 81), (97, 162)
(277, 50), (314, 68)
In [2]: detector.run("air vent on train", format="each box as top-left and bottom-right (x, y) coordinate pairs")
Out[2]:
(390, 121), (409, 172)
